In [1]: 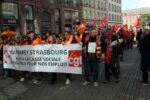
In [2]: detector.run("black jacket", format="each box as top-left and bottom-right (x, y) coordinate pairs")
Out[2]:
(111, 35), (120, 58)
(139, 34), (150, 70)
(101, 35), (107, 54)
(139, 34), (150, 58)
(0, 46), (3, 62)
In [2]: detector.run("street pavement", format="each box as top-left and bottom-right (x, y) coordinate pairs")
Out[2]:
(0, 48), (150, 100)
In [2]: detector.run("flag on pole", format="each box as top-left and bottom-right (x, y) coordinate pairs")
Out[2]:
(134, 18), (140, 27)
(105, 30), (113, 64)
(93, 16), (98, 28)
(113, 22), (120, 32)
(100, 16), (107, 29)
(77, 22), (86, 33)
(133, 18), (140, 41)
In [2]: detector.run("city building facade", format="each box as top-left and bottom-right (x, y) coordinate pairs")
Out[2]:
(0, 0), (122, 35)
(107, 0), (122, 26)
(82, 0), (107, 27)
(123, 7), (150, 28)
(0, 0), (82, 35)
(82, 0), (122, 27)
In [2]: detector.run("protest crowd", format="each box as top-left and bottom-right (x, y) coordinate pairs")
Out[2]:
(0, 19), (150, 87)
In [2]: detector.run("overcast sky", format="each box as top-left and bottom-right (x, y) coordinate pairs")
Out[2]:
(122, 0), (150, 10)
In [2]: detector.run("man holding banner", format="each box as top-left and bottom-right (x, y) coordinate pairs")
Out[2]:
(20, 31), (42, 84)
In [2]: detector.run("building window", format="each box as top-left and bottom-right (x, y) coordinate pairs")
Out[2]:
(104, 3), (106, 10)
(41, 11), (51, 33)
(117, 6), (119, 12)
(98, 1), (100, 9)
(102, 13), (104, 19)
(87, 11), (90, 19)
(109, 14), (111, 21)
(92, 12), (94, 19)
(117, 15), (119, 21)
(90, 11), (92, 19)
(43, 0), (50, 8)
(55, 0), (61, 6)
(2, 3), (18, 19)
(55, 9), (60, 33)
(50, 0), (54, 4)
(101, 2), (103, 10)
(25, 5), (33, 20)
(72, 11), (79, 29)
(64, 11), (71, 20)
(64, 10), (75, 32)
(64, 0), (71, 7)
(98, 12), (100, 20)
(73, 0), (77, 7)
(109, 3), (111, 10)
(112, 14), (114, 21)
(84, 0), (88, 6)
(84, 10), (86, 19)
(24, 5), (34, 32)
(120, 16), (122, 22)
(93, 0), (95, 8)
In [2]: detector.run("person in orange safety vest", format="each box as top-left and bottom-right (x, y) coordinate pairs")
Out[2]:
(62, 32), (73, 85)
(82, 29), (102, 87)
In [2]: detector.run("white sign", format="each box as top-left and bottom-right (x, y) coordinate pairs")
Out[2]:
(88, 42), (96, 53)
(3, 44), (82, 74)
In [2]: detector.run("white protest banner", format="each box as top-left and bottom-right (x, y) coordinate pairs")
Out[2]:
(3, 44), (82, 74)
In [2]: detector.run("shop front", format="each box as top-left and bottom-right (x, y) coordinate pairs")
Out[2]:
(1, 2), (20, 34)
(64, 10), (80, 32)
(64, 10), (72, 32)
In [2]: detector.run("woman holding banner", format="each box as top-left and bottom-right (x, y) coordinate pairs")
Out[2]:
(62, 32), (73, 85)
(47, 34), (59, 84)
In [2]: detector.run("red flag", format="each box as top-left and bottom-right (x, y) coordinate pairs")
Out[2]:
(105, 30), (113, 64)
(133, 26), (137, 41)
(77, 22), (86, 33)
(134, 18), (140, 27)
(100, 16), (107, 28)
(113, 23), (120, 31)
(93, 16), (98, 28)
